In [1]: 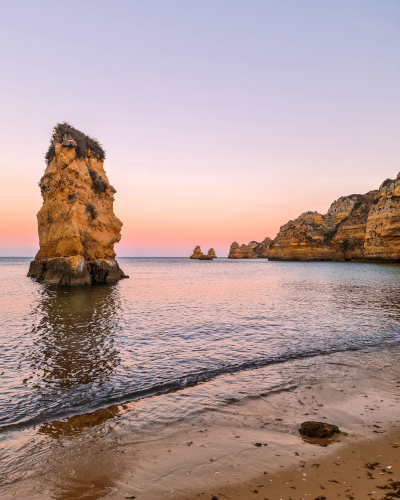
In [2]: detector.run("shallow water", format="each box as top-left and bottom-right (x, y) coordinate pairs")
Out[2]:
(1, 257), (400, 494)
(1, 257), (400, 433)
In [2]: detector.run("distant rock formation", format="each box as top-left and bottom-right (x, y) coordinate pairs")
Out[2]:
(28, 122), (128, 285)
(253, 237), (273, 258)
(268, 192), (378, 261)
(364, 175), (400, 262)
(227, 170), (400, 263)
(199, 254), (213, 260)
(228, 238), (272, 259)
(190, 245), (203, 259)
(190, 246), (216, 260)
(228, 241), (257, 259)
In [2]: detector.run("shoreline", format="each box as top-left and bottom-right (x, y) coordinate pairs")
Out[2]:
(1, 347), (400, 499)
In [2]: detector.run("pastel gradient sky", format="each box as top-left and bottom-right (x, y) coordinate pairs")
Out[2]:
(0, 0), (399, 257)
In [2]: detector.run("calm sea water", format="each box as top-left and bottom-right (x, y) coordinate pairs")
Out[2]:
(1, 257), (400, 434)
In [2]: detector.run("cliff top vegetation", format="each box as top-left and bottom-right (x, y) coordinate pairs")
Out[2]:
(45, 122), (105, 165)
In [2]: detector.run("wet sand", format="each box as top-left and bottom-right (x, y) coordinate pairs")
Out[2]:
(2, 352), (400, 500)
(173, 429), (400, 500)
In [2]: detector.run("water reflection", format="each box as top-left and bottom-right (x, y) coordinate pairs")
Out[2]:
(25, 284), (122, 422)
(38, 404), (123, 438)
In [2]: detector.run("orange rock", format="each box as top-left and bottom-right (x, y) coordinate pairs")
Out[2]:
(28, 123), (128, 285)
(364, 175), (400, 262)
(190, 245), (203, 259)
(207, 248), (217, 258)
(228, 238), (272, 259)
(268, 191), (378, 262)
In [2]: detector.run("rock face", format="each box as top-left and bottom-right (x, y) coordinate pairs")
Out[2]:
(268, 191), (379, 262)
(190, 245), (203, 259)
(227, 171), (400, 263)
(228, 238), (272, 259)
(28, 123), (128, 285)
(253, 237), (273, 258)
(364, 175), (400, 262)
(228, 241), (257, 259)
(208, 248), (217, 258)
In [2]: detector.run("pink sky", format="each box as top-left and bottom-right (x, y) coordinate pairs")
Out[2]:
(0, 1), (399, 257)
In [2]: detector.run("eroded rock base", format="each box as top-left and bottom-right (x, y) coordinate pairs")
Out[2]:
(28, 256), (128, 286)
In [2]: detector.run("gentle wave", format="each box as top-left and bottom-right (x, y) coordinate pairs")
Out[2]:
(1, 340), (397, 434)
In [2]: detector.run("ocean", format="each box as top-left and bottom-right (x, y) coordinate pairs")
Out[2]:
(1, 257), (400, 491)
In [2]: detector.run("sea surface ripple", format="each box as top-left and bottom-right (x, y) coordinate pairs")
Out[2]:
(1, 257), (400, 431)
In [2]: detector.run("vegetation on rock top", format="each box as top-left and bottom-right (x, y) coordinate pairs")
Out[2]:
(45, 122), (105, 165)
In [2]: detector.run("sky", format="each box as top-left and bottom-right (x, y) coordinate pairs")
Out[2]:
(0, 0), (399, 257)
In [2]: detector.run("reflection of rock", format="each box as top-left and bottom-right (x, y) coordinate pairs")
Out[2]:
(228, 238), (272, 259)
(39, 405), (121, 438)
(28, 122), (128, 285)
(268, 191), (378, 261)
(208, 248), (217, 258)
(190, 245), (203, 259)
(25, 284), (121, 421)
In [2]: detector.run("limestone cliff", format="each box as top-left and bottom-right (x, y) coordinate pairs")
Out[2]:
(28, 123), (128, 285)
(228, 238), (272, 259)
(268, 192), (378, 262)
(226, 171), (400, 263)
(364, 174), (400, 262)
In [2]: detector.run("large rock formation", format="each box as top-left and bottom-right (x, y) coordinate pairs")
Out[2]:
(268, 192), (378, 261)
(28, 123), (128, 285)
(364, 174), (400, 262)
(228, 238), (272, 259)
(268, 191), (377, 261)
(228, 241), (257, 259)
(226, 170), (400, 263)
(208, 248), (217, 258)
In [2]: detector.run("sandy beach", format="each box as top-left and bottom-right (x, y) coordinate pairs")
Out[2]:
(2, 347), (400, 500)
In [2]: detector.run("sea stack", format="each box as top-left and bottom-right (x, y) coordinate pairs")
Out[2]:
(190, 245), (203, 259)
(28, 122), (128, 285)
(207, 248), (217, 258)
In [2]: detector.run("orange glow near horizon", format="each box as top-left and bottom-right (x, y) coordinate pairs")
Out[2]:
(0, 2), (399, 257)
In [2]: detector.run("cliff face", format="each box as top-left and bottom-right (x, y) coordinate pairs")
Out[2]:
(28, 123), (128, 285)
(364, 175), (400, 262)
(227, 171), (400, 263)
(268, 192), (378, 262)
(228, 238), (272, 259)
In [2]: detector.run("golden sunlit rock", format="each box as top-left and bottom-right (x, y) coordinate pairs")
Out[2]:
(28, 123), (128, 285)
(190, 245), (203, 259)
